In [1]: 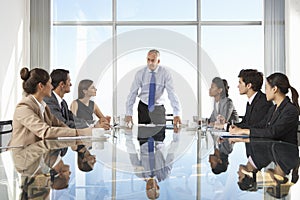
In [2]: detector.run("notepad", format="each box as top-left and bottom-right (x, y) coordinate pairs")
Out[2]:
(212, 131), (249, 138)
(57, 135), (109, 140)
(220, 135), (249, 138)
(138, 124), (157, 127)
(211, 131), (230, 136)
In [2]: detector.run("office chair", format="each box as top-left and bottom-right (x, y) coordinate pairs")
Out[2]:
(0, 120), (13, 134)
(0, 120), (12, 148)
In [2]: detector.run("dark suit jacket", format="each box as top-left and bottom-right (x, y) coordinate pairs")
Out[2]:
(236, 90), (273, 128)
(44, 92), (88, 129)
(247, 139), (273, 170)
(247, 139), (299, 174)
(250, 97), (299, 145)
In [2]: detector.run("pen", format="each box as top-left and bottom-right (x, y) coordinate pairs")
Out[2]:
(231, 120), (235, 129)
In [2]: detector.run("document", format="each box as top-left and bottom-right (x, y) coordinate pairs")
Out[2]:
(57, 135), (109, 140)
(212, 131), (249, 138)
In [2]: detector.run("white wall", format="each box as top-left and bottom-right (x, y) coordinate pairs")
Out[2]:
(286, 0), (300, 93)
(0, 0), (30, 120)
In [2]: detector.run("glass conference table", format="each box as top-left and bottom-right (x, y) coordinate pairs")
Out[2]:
(0, 125), (299, 200)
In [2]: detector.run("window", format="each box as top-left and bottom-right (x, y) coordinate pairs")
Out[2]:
(51, 1), (263, 198)
(51, 0), (263, 121)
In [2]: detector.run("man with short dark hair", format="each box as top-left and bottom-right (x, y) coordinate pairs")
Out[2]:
(235, 69), (273, 128)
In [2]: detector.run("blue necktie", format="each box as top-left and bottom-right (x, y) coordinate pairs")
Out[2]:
(148, 137), (155, 177)
(148, 72), (156, 112)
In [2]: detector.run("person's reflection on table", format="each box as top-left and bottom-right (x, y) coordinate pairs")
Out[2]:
(125, 126), (178, 199)
(236, 139), (299, 198)
(209, 135), (233, 174)
(72, 144), (96, 172)
(11, 140), (75, 199)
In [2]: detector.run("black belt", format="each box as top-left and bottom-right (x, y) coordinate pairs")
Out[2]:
(139, 100), (163, 107)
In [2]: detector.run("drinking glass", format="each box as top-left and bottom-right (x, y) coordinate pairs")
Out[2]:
(181, 120), (189, 128)
(193, 116), (199, 124)
(113, 115), (120, 127)
(200, 118), (208, 132)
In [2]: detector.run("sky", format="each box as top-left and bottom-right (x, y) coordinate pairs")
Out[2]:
(51, 0), (263, 120)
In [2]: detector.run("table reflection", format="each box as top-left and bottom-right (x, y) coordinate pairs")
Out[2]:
(125, 126), (176, 199)
(209, 135), (233, 175)
(11, 140), (77, 199)
(236, 138), (299, 198)
(0, 127), (299, 199)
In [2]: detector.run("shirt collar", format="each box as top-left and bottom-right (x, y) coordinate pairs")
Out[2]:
(248, 92), (258, 105)
(31, 95), (47, 116)
(53, 91), (63, 107)
(147, 66), (160, 73)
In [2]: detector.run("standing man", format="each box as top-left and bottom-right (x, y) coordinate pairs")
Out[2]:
(125, 49), (181, 127)
(44, 69), (109, 129)
(235, 69), (273, 128)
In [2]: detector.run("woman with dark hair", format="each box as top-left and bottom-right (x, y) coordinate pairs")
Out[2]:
(9, 67), (91, 147)
(209, 137), (233, 175)
(209, 77), (239, 124)
(230, 72), (299, 144)
(70, 79), (110, 125)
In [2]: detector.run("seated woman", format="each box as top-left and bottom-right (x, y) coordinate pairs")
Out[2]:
(70, 79), (110, 125)
(230, 72), (300, 144)
(209, 77), (239, 125)
(9, 67), (91, 147)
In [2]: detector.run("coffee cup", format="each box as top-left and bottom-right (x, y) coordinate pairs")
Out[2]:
(92, 128), (105, 138)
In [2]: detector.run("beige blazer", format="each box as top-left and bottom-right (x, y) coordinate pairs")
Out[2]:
(12, 140), (76, 175)
(9, 95), (77, 146)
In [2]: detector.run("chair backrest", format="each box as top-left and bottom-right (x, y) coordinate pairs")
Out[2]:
(0, 120), (13, 134)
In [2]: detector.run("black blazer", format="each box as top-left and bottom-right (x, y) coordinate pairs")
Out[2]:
(250, 97), (299, 145)
(44, 92), (88, 129)
(236, 90), (273, 128)
(246, 139), (274, 170)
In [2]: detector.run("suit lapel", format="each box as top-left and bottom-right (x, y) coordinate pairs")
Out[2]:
(61, 100), (69, 120)
(44, 107), (52, 124)
(251, 91), (261, 107)
(268, 98), (289, 125)
(245, 92), (261, 121)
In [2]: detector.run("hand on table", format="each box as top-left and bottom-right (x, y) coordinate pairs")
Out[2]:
(125, 115), (133, 128)
(95, 120), (110, 130)
(173, 116), (181, 133)
(229, 125), (250, 135)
